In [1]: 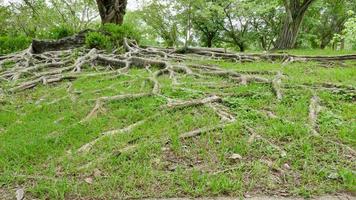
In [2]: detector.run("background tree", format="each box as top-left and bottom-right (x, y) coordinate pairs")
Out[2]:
(96, 0), (128, 24)
(190, 0), (224, 47)
(248, 0), (282, 50)
(274, 0), (316, 49)
(138, 0), (180, 47)
(219, 0), (251, 52)
(316, 0), (355, 48)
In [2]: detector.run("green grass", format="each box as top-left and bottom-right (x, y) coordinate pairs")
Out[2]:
(0, 55), (355, 199)
(244, 49), (356, 56)
(283, 49), (356, 56)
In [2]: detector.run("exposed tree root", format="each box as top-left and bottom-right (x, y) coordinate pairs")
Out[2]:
(305, 82), (356, 93)
(78, 144), (138, 170)
(179, 101), (236, 139)
(327, 139), (356, 156)
(6, 36), (348, 96)
(164, 95), (222, 110)
(207, 102), (236, 123)
(78, 120), (147, 153)
(309, 95), (321, 136)
(272, 71), (284, 101)
(306, 95), (355, 156)
(31, 29), (93, 53)
(179, 124), (228, 139)
(2, 36), (355, 165)
(246, 126), (287, 157)
(79, 94), (232, 153)
(81, 93), (152, 123)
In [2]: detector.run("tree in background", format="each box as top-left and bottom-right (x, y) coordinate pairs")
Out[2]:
(275, 0), (316, 49)
(2, 0), (98, 38)
(248, 0), (282, 50)
(138, 0), (180, 47)
(316, 0), (355, 48)
(0, 1), (11, 36)
(343, 14), (356, 49)
(190, 0), (225, 48)
(96, 0), (127, 24)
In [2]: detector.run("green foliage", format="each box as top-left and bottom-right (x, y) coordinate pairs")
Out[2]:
(339, 168), (356, 191)
(138, 0), (180, 47)
(84, 23), (142, 51)
(49, 26), (74, 39)
(35, 25), (75, 40)
(102, 23), (141, 44)
(343, 16), (356, 49)
(0, 35), (31, 54)
(85, 32), (111, 50)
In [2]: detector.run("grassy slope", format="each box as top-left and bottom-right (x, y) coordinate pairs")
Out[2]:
(0, 55), (355, 199)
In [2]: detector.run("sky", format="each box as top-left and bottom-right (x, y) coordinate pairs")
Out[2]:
(2, 0), (141, 11)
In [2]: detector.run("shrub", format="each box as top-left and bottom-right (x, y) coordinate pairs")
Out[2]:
(34, 25), (74, 40)
(101, 23), (141, 45)
(50, 26), (74, 39)
(85, 32), (112, 50)
(0, 35), (31, 54)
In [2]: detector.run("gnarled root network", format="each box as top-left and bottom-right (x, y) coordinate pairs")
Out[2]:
(1, 34), (355, 160)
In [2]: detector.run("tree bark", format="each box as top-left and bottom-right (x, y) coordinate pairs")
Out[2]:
(96, 0), (127, 25)
(32, 30), (93, 53)
(274, 0), (315, 49)
(204, 34), (215, 48)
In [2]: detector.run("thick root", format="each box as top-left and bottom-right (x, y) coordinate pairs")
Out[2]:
(246, 126), (287, 157)
(272, 71), (284, 101)
(164, 95), (222, 110)
(180, 124), (228, 139)
(309, 95), (321, 136)
(78, 120), (147, 153)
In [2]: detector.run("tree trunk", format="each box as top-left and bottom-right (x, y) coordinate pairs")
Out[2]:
(184, 2), (192, 49)
(275, 15), (303, 49)
(205, 35), (214, 48)
(340, 38), (345, 50)
(232, 36), (245, 52)
(260, 36), (267, 50)
(320, 38), (328, 49)
(274, 0), (315, 49)
(96, 0), (127, 25)
(238, 43), (245, 52)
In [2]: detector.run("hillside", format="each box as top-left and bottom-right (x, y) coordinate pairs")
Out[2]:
(0, 45), (355, 199)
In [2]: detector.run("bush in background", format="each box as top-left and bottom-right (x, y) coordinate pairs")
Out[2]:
(50, 26), (74, 39)
(84, 23), (141, 51)
(0, 35), (31, 54)
(101, 23), (141, 45)
(35, 25), (75, 40)
(85, 32), (112, 50)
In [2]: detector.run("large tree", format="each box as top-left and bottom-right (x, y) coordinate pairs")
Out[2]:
(96, 0), (127, 24)
(274, 0), (315, 49)
(139, 0), (180, 47)
(190, 0), (224, 48)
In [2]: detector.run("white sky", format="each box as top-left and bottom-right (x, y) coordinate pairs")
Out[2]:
(2, 0), (141, 11)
